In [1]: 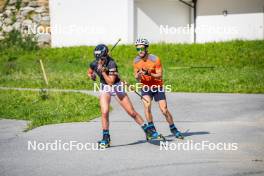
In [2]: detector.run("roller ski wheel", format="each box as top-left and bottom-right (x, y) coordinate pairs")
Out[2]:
(159, 134), (166, 141)
(98, 135), (111, 148)
(98, 140), (110, 148)
(146, 131), (166, 142)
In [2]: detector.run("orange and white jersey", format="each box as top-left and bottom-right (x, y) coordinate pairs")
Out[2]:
(133, 54), (163, 86)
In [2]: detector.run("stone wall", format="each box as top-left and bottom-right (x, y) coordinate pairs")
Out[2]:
(0, 0), (51, 46)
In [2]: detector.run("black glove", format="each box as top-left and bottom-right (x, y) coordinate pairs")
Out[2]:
(141, 68), (151, 76)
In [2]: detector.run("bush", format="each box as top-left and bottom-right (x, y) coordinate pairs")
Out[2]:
(0, 30), (39, 53)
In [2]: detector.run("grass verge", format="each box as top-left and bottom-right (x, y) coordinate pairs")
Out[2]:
(0, 90), (101, 131)
(0, 40), (264, 93)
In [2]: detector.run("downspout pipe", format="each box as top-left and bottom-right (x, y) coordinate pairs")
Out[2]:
(193, 0), (197, 43)
(178, 0), (197, 43)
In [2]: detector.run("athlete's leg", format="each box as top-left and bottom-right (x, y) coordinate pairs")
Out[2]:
(142, 95), (157, 131)
(98, 92), (112, 147)
(141, 87), (157, 130)
(158, 99), (174, 125)
(99, 92), (111, 130)
(115, 93), (145, 125)
(142, 95), (153, 122)
(158, 99), (184, 139)
(115, 93), (160, 139)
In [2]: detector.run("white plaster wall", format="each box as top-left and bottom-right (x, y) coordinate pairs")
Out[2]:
(196, 0), (264, 43)
(135, 0), (192, 43)
(49, 0), (131, 47)
(49, 0), (264, 46)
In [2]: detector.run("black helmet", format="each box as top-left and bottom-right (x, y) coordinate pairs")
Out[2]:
(94, 44), (109, 60)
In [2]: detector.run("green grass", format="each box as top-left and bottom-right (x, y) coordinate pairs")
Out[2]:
(0, 40), (264, 93)
(0, 90), (101, 130)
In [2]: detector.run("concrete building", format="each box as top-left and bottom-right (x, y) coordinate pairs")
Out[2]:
(49, 0), (264, 47)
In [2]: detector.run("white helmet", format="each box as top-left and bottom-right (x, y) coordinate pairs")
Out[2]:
(135, 38), (149, 47)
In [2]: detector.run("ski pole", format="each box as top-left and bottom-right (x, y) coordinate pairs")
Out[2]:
(108, 38), (122, 56)
(110, 38), (121, 52)
(122, 81), (150, 104)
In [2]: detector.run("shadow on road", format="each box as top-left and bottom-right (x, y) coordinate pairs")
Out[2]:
(165, 130), (210, 138)
(110, 131), (210, 148)
(110, 138), (174, 148)
(110, 140), (147, 148)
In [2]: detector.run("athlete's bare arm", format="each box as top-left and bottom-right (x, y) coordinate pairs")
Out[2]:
(87, 68), (96, 81)
(150, 58), (162, 78)
(102, 72), (116, 86)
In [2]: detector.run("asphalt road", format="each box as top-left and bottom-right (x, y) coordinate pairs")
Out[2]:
(0, 92), (264, 176)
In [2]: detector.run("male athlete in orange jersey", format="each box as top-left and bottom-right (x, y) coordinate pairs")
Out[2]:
(133, 38), (184, 139)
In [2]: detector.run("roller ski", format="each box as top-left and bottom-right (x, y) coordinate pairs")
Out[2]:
(143, 124), (166, 141)
(170, 127), (184, 140)
(98, 131), (111, 148)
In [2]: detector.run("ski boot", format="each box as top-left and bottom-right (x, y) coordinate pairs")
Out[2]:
(171, 128), (184, 140)
(98, 134), (111, 148)
(148, 122), (157, 132)
(143, 124), (166, 141)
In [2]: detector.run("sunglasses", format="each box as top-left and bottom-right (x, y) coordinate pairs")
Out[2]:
(136, 47), (146, 52)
